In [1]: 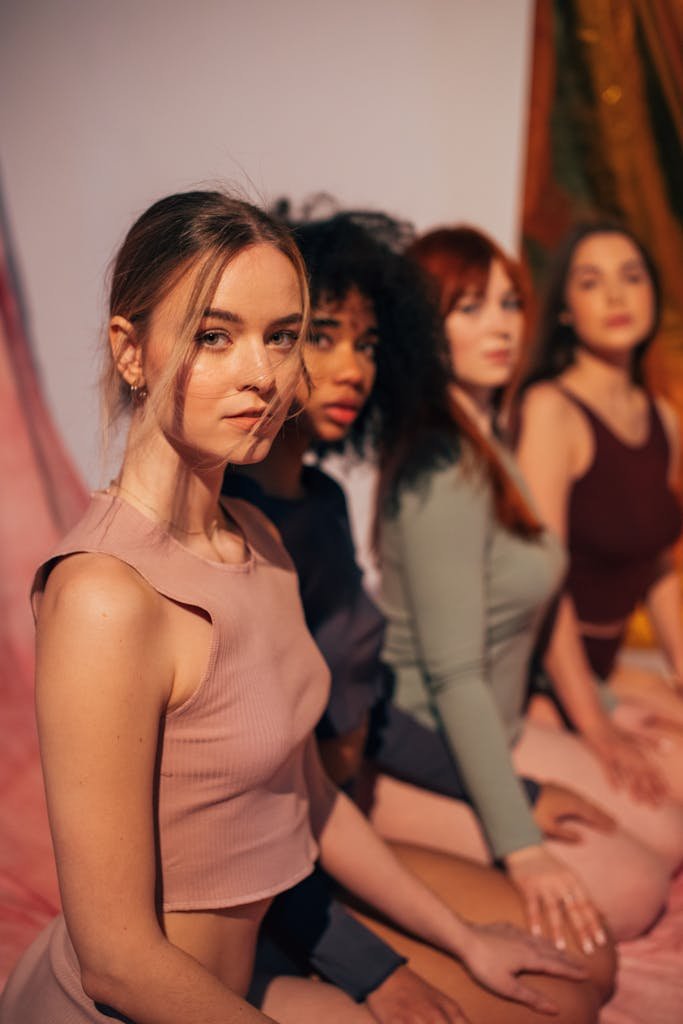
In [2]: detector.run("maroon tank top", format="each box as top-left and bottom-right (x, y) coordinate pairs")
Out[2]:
(561, 387), (682, 677)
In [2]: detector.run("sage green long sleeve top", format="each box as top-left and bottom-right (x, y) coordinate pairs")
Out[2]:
(379, 446), (566, 859)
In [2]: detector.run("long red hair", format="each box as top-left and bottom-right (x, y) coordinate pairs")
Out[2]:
(405, 226), (541, 539)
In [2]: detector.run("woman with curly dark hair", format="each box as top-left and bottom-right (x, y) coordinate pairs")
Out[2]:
(371, 224), (683, 955)
(225, 207), (617, 1024)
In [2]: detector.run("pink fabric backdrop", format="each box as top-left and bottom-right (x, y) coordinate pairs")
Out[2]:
(0, 212), (87, 984)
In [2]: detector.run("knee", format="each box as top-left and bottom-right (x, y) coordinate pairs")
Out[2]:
(547, 980), (602, 1024)
(607, 847), (669, 940)
(583, 939), (617, 1006)
(639, 804), (683, 875)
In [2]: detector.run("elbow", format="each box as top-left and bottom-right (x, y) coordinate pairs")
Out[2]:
(78, 936), (158, 1011)
(80, 964), (129, 1010)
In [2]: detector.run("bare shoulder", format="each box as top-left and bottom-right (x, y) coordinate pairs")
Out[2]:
(521, 381), (582, 428)
(519, 381), (586, 448)
(36, 552), (174, 718)
(38, 551), (165, 644)
(654, 394), (679, 443)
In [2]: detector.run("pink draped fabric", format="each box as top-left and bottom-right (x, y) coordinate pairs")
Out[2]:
(600, 870), (683, 1024)
(0, 210), (88, 985)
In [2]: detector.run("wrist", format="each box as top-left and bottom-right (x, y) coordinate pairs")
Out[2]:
(579, 711), (613, 743)
(504, 843), (545, 869)
(441, 911), (475, 961)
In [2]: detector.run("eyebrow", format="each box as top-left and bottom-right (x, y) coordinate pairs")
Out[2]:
(571, 258), (645, 275)
(203, 308), (303, 326)
(312, 316), (379, 333)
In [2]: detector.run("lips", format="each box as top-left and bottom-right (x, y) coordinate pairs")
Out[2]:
(323, 401), (362, 426)
(223, 408), (269, 431)
(604, 314), (633, 328)
(484, 349), (513, 364)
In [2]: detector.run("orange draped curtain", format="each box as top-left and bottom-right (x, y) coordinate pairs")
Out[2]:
(520, 0), (683, 645)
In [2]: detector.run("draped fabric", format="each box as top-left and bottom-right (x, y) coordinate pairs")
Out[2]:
(521, 0), (683, 647)
(521, 8), (683, 1023)
(0, 194), (88, 983)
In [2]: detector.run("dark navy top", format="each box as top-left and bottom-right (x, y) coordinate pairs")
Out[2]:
(223, 465), (386, 739)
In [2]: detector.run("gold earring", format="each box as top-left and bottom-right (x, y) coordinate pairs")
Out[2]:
(130, 380), (148, 405)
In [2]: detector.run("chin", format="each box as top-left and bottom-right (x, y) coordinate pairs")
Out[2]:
(585, 335), (646, 360)
(319, 425), (350, 445)
(475, 370), (513, 389)
(214, 430), (275, 466)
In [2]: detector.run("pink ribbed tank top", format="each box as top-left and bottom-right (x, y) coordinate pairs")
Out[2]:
(32, 491), (336, 910)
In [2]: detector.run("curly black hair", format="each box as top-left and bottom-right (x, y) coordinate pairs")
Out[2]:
(272, 196), (448, 468)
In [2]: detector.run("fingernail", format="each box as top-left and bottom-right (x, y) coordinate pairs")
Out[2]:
(582, 938), (594, 955)
(556, 937), (566, 950)
(596, 929), (607, 946)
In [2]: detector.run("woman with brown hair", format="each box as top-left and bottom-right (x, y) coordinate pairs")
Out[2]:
(517, 222), (683, 823)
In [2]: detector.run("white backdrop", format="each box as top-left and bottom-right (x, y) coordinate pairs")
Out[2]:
(1, 0), (534, 485)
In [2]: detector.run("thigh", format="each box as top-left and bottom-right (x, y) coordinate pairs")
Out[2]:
(257, 975), (374, 1023)
(349, 846), (612, 1024)
(543, 821), (668, 940)
(513, 719), (683, 872)
(363, 771), (491, 863)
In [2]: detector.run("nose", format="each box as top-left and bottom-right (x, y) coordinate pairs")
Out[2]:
(332, 342), (365, 387)
(605, 276), (626, 305)
(486, 304), (513, 338)
(236, 335), (277, 396)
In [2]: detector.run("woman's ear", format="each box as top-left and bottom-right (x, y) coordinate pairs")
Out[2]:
(109, 315), (145, 387)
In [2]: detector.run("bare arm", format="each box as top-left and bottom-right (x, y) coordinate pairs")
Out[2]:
(36, 554), (276, 1024)
(314, 770), (587, 1014)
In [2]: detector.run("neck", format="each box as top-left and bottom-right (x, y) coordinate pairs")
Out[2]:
(568, 345), (635, 397)
(116, 417), (224, 533)
(449, 382), (495, 437)
(239, 418), (312, 500)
